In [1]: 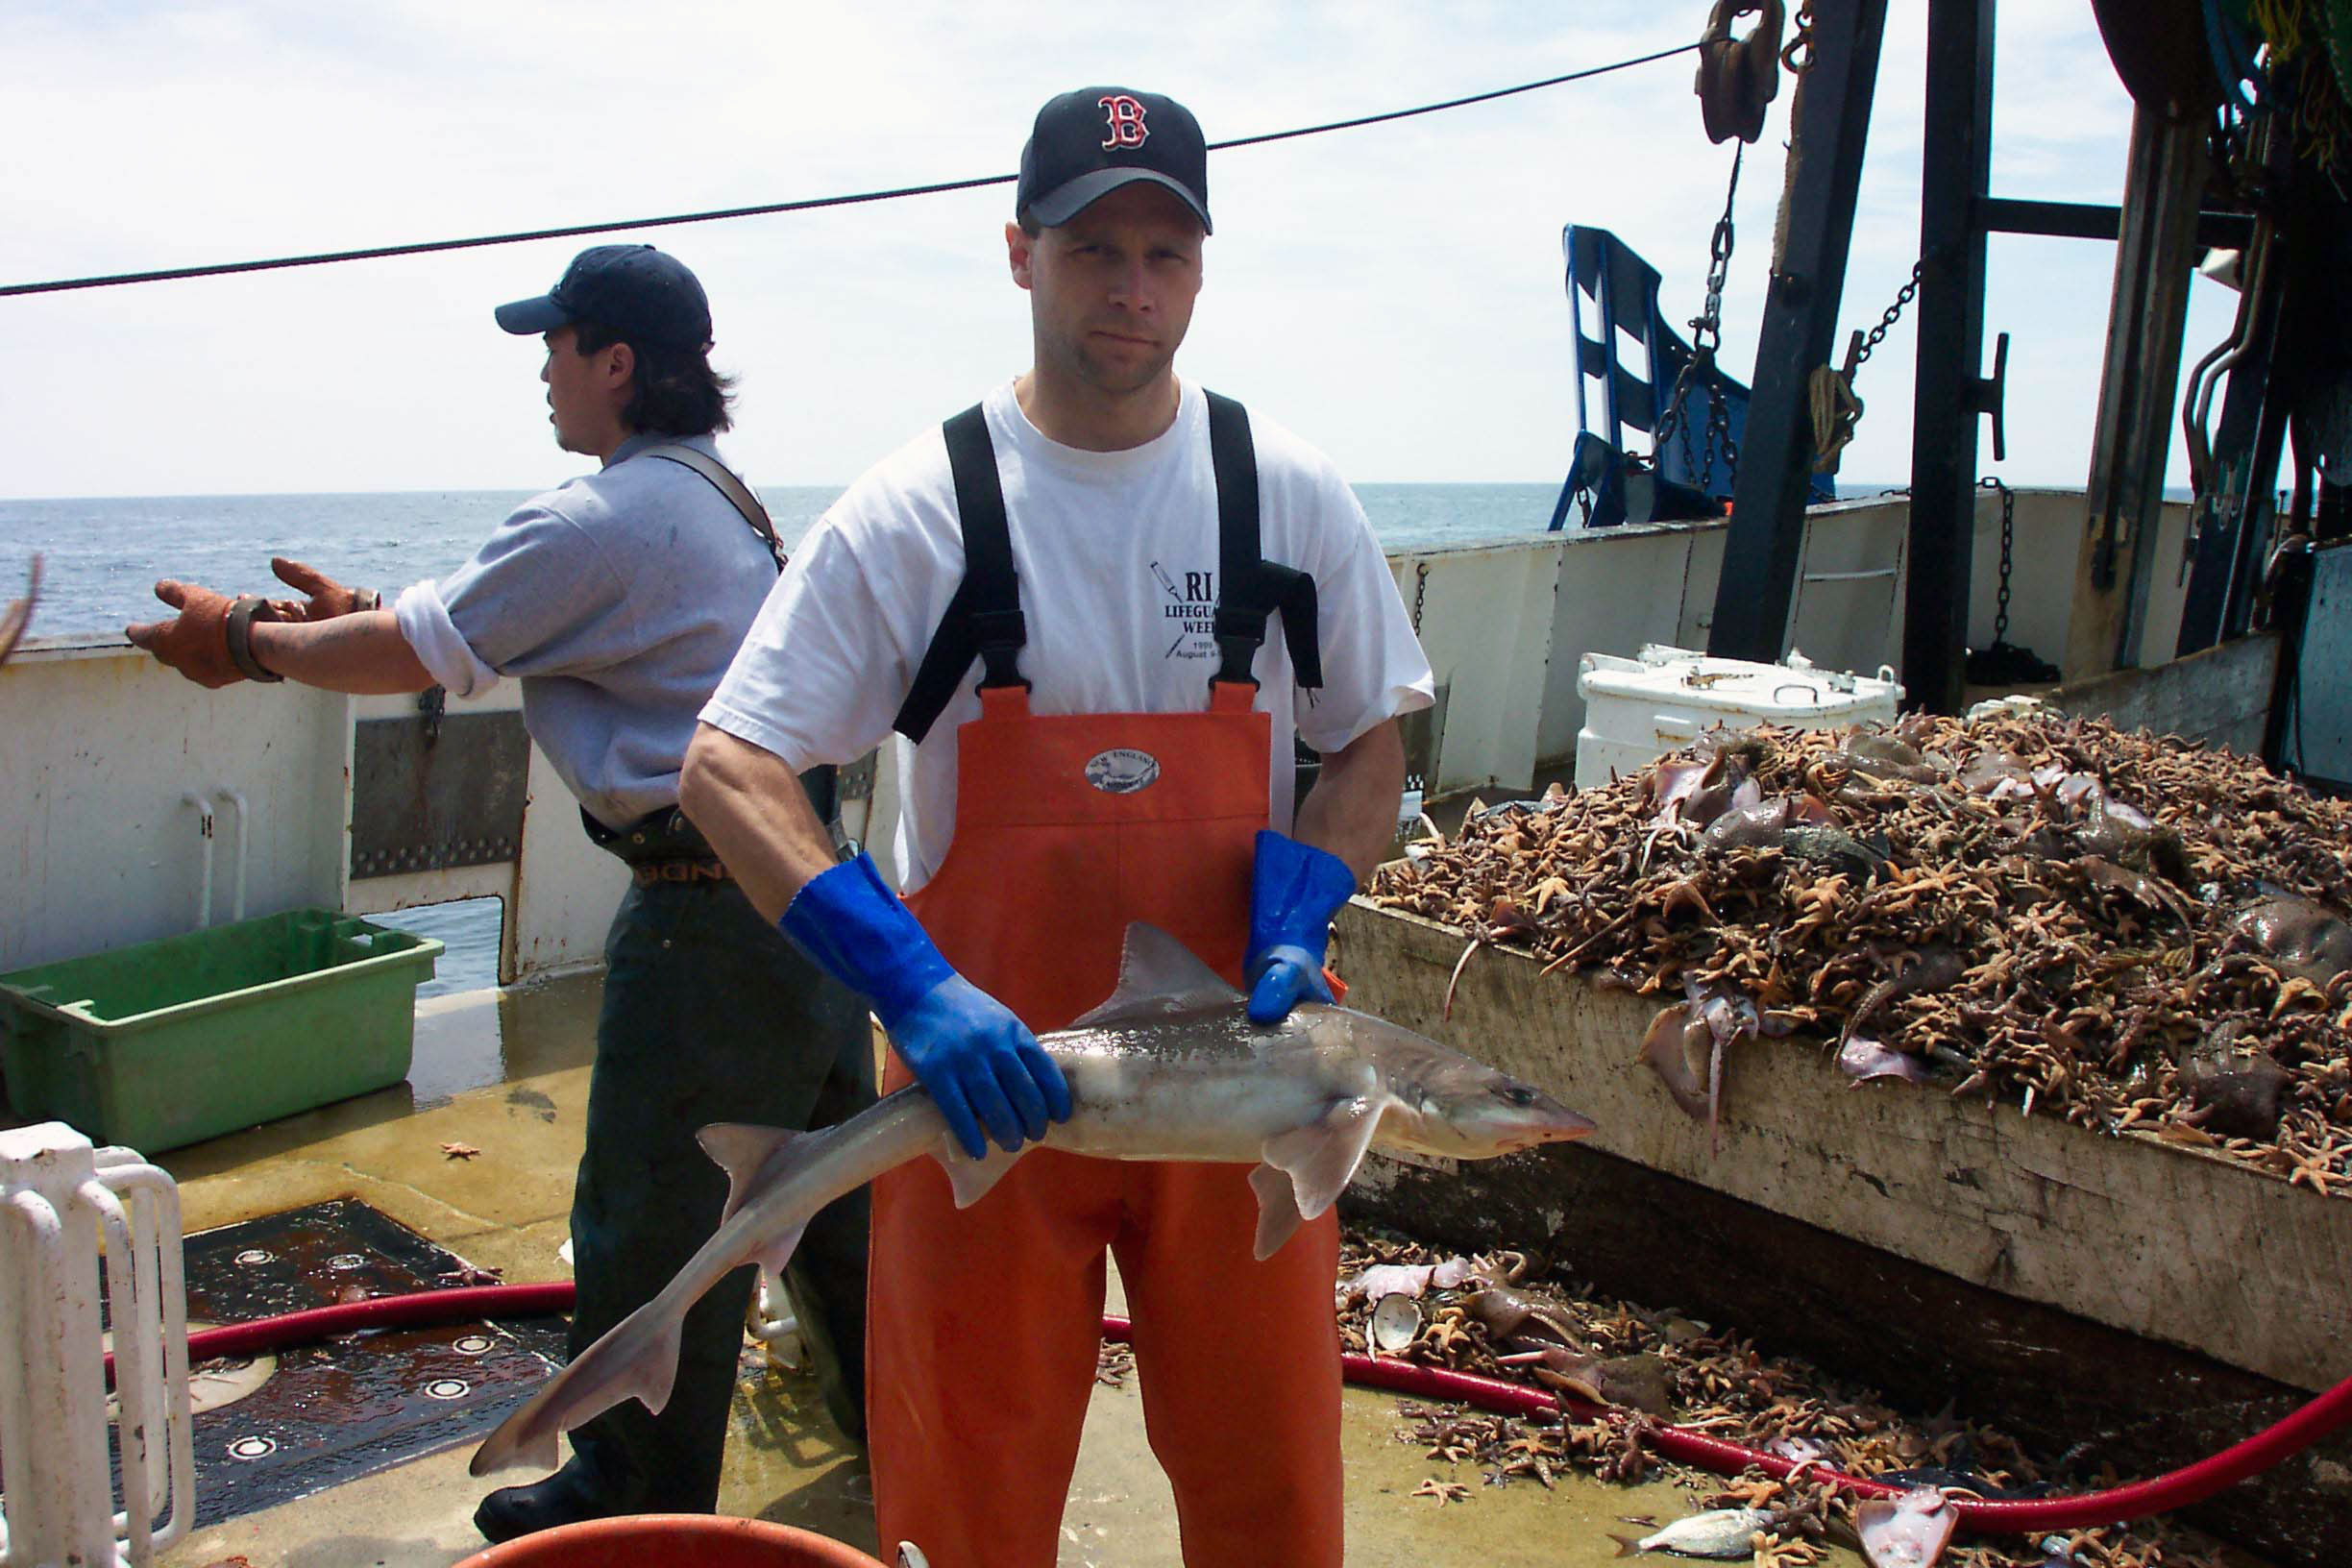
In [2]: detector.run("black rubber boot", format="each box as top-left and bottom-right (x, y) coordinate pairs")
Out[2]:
(473, 1450), (646, 1545)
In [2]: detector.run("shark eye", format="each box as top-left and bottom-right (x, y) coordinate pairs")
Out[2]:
(1497, 1084), (1537, 1108)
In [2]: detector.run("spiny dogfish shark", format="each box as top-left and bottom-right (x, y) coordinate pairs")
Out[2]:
(474, 921), (1597, 1479)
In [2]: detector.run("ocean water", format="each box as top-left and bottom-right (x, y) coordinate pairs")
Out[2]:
(0, 482), (1571, 640)
(0, 481), (1567, 992)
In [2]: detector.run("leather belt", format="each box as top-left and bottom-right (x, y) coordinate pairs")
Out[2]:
(632, 857), (732, 887)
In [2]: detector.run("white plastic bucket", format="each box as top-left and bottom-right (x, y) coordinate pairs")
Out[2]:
(1574, 644), (1902, 789)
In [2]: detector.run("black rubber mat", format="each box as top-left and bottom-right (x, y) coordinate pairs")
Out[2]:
(172, 1198), (567, 1526)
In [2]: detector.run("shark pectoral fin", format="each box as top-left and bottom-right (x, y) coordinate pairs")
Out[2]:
(1248, 1162), (1307, 1261)
(932, 1139), (1023, 1210)
(697, 1123), (807, 1222)
(1261, 1097), (1384, 1224)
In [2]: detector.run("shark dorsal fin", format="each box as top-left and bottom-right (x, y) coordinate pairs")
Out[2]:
(1069, 922), (1243, 1029)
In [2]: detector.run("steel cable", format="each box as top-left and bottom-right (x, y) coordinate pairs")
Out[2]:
(2, 42), (1699, 300)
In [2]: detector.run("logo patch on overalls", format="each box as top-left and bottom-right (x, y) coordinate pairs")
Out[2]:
(1084, 747), (1161, 795)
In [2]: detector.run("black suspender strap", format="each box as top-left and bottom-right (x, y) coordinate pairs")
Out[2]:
(639, 442), (788, 571)
(892, 393), (1325, 745)
(1206, 391), (1323, 692)
(894, 405), (1030, 741)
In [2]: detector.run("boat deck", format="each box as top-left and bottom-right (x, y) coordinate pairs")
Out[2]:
(121, 975), (1845, 1568)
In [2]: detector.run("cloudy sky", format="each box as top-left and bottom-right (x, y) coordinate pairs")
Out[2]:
(1, 2), (2240, 499)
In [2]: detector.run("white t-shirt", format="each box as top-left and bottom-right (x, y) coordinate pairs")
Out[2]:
(702, 379), (1434, 892)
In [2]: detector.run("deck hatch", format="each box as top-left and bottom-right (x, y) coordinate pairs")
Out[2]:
(124, 1198), (566, 1527)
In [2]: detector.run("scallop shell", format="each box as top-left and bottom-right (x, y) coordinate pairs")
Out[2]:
(1369, 1291), (1424, 1354)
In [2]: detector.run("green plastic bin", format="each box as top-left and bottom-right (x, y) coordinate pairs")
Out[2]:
(0, 909), (441, 1154)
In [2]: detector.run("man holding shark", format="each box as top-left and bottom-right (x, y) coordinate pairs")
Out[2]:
(679, 86), (1433, 1565)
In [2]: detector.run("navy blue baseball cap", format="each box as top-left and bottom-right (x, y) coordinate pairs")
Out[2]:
(494, 244), (713, 348)
(1017, 87), (1211, 233)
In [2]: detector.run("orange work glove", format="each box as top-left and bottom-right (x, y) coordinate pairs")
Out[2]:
(126, 580), (281, 688)
(264, 556), (380, 622)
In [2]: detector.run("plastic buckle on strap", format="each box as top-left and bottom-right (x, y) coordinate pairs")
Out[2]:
(1210, 605), (1267, 691)
(1211, 638), (1262, 691)
(971, 608), (1030, 690)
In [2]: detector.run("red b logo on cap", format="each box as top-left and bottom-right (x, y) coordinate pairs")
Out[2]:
(1099, 93), (1149, 150)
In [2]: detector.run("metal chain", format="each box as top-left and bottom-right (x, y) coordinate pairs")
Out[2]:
(1848, 256), (1927, 380)
(1703, 380), (1738, 487)
(1653, 143), (1744, 461)
(1411, 559), (1429, 634)
(1810, 247), (1948, 468)
(1696, 146), (1741, 359)
(1982, 476), (2015, 643)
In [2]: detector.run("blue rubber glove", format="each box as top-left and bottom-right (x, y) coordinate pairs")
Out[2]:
(779, 852), (1072, 1160)
(1243, 828), (1360, 1024)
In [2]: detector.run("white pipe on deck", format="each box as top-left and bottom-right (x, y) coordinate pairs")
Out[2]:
(214, 789), (249, 923)
(180, 792), (214, 931)
(748, 1275), (803, 1367)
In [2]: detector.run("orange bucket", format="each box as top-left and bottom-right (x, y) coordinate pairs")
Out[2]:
(454, 1514), (889, 1567)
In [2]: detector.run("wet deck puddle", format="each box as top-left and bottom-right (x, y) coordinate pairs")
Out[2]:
(162, 1198), (564, 1527)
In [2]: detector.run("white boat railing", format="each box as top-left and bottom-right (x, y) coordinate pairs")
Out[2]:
(0, 490), (2199, 978)
(0, 1123), (191, 1568)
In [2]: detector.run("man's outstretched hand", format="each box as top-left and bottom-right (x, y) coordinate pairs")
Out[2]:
(126, 579), (243, 688)
(265, 557), (378, 622)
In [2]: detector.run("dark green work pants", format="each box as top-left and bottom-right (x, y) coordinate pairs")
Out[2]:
(564, 870), (875, 1511)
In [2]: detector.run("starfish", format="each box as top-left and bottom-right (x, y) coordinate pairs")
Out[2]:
(1710, 1476), (1782, 1508)
(1409, 1478), (1470, 1506)
(441, 1141), (482, 1161)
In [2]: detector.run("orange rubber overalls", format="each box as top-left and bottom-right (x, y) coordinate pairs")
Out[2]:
(866, 397), (1345, 1568)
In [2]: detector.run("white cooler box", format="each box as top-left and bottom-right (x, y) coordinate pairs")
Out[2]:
(1574, 645), (1903, 790)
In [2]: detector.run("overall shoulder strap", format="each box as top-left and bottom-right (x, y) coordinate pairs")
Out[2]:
(1206, 391), (1323, 692)
(638, 441), (787, 572)
(894, 405), (1030, 743)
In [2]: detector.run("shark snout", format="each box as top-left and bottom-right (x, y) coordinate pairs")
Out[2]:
(1546, 1106), (1600, 1141)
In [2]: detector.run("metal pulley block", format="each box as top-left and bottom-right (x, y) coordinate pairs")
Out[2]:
(1696, 0), (1786, 144)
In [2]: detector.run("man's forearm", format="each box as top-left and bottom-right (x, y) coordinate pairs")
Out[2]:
(1291, 717), (1405, 881)
(247, 611), (436, 695)
(679, 722), (847, 923)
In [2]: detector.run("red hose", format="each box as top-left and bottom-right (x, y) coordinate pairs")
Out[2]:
(139, 1285), (2350, 1537)
(1098, 1314), (2352, 1536)
(110, 1283), (576, 1376)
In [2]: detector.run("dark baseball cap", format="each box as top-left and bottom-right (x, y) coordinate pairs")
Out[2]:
(1017, 87), (1212, 233)
(494, 244), (713, 348)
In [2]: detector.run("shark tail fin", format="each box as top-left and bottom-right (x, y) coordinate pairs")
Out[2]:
(470, 1300), (689, 1479)
(469, 1390), (564, 1478)
(697, 1123), (811, 1222)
